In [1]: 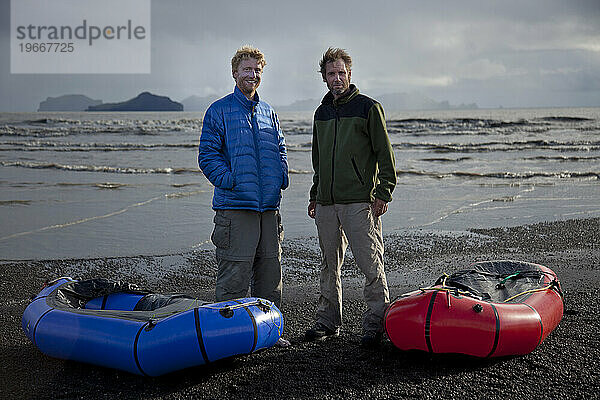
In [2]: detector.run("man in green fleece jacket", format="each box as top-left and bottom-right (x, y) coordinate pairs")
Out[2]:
(305, 47), (397, 348)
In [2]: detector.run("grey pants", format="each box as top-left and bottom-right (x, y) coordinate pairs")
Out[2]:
(211, 209), (283, 308)
(314, 202), (389, 334)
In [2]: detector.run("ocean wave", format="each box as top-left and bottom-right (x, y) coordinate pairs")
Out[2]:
(393, 140), (600, 152)
(397, 169), (600, 180)
(388, 117), (533, 127)
(4, 115), (598, 139)
(386, 117), (547, 136)
(54, 182), (131, 189)
(25, 118), (52, 124)
(1, 118), (203, 137)
(0, 161), (199, 175)
(523, 155), (600, 162)
(1, 158), (311, 176)
(1, 159), (311, 175)
(385, 116), (600, 137)
(165, 189), (207, 199)
(279, 120), (312, 135)
(171, 183), (202, 188)
(95, 182), (128, 189)
(420, 157), (472, 162)
(0, 127), (191, 137)
(492, 196), (518, 202)
(286, 142), (312, 152)
(0, 127), (72, 137)
(0, 200), (32, 206)
(539, 116), (593, 122)
(389, 116), (593, 127)
(0, 140), (196, 151)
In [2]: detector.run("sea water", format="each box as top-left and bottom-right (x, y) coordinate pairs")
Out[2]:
(1, 108), (599, 260)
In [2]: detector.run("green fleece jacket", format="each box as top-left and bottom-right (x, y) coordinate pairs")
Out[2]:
(310, 85), (397, 205)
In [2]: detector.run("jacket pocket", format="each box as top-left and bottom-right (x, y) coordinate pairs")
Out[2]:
(351, 157), (365, 186)
(211, 214), (231, 249)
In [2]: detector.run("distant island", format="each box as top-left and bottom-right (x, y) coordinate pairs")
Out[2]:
(37, 91), (476, 113)
(276, 92), (477, 111)
(87, 92), (183, 112)
(180, 95), (218, 112)
(276, 98), (320, 112)
(378, 92), (478, 111)
(38, 94), (102, 111)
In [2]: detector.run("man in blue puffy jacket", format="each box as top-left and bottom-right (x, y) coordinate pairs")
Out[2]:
(198, 46), (289, 316)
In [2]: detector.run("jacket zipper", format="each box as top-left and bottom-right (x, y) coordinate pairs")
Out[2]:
(331, 108), (339, 203)
(351, 157), (365, 185)
(251, 104), (263, 209)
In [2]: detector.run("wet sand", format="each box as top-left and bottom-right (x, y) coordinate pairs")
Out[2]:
(1, 218), (599, 399)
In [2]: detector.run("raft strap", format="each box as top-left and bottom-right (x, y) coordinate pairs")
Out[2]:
(133, 323), (150, 377)
(424, 292), (438, 353)
(194, 308), (210, 364)
(484, 304), (500, 358)
(234, 299), (258, 354)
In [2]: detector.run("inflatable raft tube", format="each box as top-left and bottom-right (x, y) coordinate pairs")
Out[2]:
(384, 260), (563, 357)
(22, 277), (283, 376)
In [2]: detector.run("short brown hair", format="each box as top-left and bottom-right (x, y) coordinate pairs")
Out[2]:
(231, 45), (266, 74)
(319, 47), (352, 79)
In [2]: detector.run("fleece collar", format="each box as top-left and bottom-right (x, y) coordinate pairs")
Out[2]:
(321, 84), (359, 107)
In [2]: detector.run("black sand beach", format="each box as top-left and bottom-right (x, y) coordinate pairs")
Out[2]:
(2, 218), (599, 399)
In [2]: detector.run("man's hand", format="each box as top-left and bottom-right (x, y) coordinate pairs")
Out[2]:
(371, 198), (388, 217)
(308, 201), (316, 219)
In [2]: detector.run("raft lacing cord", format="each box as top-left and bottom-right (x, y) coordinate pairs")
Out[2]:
(418, 274), (479, 299)
(208, 299), (284, 339)
(417, 274), (478, 308)
(206, 299), (283, 340)
(147, 298), (269, 319)
(147, 298), (283, 337)
(417, 272), (564, 305)
(502, 279), (564, 303)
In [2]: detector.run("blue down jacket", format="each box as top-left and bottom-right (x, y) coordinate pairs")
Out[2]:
(198, 86), (289, 211)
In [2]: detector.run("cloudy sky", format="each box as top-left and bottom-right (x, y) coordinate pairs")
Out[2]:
(1, 0), (599, 111)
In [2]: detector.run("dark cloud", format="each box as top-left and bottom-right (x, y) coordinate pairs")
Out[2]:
(1, 0), (599, 110)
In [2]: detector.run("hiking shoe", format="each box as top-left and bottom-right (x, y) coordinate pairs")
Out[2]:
(304, 323), (340, 341)
(360, 331), (383, 349)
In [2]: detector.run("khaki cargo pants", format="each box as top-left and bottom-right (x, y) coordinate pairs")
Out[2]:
(211, 209), (284, 308)
(314, 202), (390, 334)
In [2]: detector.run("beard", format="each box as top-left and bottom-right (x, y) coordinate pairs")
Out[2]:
(237, 78), (260, 97)
(328, 80), (349, 97)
